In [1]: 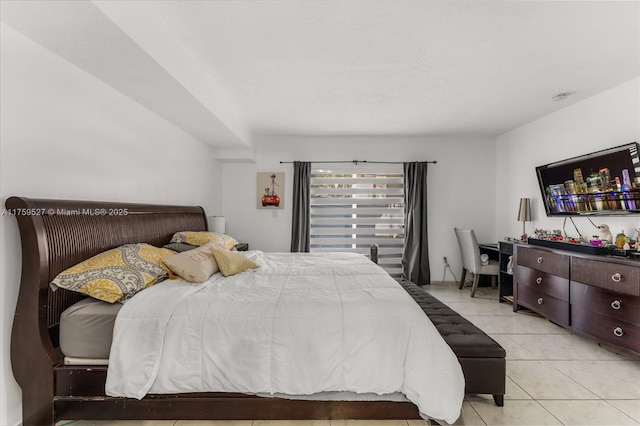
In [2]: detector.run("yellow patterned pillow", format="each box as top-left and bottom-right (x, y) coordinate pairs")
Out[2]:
(211, 248), (258, 277)
(50, 243), (176, 303)
(170, 231), (238, 250)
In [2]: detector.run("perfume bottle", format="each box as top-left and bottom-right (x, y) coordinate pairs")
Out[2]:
(615, 230), (627, 249)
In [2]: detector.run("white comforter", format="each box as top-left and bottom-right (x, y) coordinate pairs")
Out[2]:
(106, 251), (464, 424)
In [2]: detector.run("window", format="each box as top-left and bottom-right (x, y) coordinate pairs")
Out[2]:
(310, 164), (404, 278)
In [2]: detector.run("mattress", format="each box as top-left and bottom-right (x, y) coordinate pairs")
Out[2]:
(56, 287), (431, 405)
(60, 297), (122, 362)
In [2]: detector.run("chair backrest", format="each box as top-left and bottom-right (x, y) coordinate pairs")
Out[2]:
(454, 227), (481, 273)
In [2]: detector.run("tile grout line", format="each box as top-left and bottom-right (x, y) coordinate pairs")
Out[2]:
(540, 359), (610, 400)
(532, 398), (566, 425)
(537, 399), (640, 425)
(506, 374), (536, 402)
(464, 400), (488, 426)
(602, 400), (640, 424)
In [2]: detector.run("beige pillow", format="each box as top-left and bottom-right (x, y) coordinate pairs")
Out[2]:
(211, 248), (258, 277)
(162, 242), (226, 283)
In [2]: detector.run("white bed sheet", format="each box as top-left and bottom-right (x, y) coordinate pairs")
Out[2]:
(106, 251), (464, 424)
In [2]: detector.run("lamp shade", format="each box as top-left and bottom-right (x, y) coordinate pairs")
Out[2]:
(208, 216), (226, 234)
(517, 198), (531, 222)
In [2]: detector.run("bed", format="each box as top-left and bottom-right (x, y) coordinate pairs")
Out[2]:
(6, 196), (464, 426)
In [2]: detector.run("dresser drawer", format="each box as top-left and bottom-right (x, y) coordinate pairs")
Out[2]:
(516, 283), (569, 327)
(516, 247), (570, 279)
(572, 257), (640, 296)
(570, 282), (640, 326)
(572, 307), (640, 354)
(517, 265), (569, 302)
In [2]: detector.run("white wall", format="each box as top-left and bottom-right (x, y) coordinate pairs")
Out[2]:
(4, 12), (636, 426)
(221, 135), (497, 283)
(495, 77), (640, 242)
(0, 24), (222, 426)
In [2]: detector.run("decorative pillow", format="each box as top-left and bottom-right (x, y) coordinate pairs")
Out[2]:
(162, 242), (226, 283)
(50, 243), (176, 303)
(163, 242), (199, 253)
(211, 248), (258, 277)
(170, 231), (239, 250)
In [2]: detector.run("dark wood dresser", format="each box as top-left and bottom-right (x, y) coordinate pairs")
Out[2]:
(514, 243), (640, 358)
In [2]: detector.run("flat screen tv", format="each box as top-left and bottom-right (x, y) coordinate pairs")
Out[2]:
(536, 142), (640, 216)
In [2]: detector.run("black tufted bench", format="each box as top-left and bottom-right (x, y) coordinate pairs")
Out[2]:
(399, 280), (506, 406)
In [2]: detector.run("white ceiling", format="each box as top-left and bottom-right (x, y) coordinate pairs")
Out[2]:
(1, 0), (639, 149)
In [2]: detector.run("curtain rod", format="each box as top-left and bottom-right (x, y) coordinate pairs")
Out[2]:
(279, 160), (437, 164)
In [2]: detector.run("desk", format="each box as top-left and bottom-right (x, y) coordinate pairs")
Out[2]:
(475, 244), (499, 288)
(479, 242), (514, 302)
(479, 243), (499, 260)
(498, 241), (514, 303)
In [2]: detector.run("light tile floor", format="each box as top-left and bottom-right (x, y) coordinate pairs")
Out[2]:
(56, 283), (640, 426)
(432, 283), (640, 426)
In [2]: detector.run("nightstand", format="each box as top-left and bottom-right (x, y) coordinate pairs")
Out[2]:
(234, 243), (249, 251)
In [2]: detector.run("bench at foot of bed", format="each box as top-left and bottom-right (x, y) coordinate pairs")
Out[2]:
(399, 280), (506, 406)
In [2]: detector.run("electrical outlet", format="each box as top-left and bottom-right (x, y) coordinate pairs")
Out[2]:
(443, 256), (448, 264)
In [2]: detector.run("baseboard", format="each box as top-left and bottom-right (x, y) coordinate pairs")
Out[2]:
(430, 281), (458, 286)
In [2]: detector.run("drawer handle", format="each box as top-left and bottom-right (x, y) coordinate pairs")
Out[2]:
(537, 297), (544, 305)
(611, 273), (623, 283)
(613, 327), (624, 337)
(537, 257), (543, 264)
(611, 300), (621, 310)
(536, 277), (543, 284)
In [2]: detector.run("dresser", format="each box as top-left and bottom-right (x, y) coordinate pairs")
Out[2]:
(514, 244), (640, 358)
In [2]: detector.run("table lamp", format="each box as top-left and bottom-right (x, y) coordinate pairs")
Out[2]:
(517, 198), (531, 241)
(208, 216), (226, 234)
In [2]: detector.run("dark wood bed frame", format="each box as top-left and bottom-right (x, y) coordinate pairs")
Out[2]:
(6, 196), (423, 426)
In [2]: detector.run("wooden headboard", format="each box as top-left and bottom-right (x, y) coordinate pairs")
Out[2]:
(5, 196), (207, 382)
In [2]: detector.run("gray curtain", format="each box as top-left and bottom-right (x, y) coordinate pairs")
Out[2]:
(290, 161), (311, 252)
(402, 162), (430, 285)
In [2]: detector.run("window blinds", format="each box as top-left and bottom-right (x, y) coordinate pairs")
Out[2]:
(310, 165), (405, 278)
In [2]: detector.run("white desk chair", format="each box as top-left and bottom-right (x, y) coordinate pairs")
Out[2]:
(454, 228), (499, 297)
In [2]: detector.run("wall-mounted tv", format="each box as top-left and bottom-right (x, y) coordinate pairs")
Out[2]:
(536, 142), (640, 216)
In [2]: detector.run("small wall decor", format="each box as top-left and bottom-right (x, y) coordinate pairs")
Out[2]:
(257, 172), (284, 209)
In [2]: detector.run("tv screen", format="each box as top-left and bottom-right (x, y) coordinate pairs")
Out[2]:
(536, 142), (640, 216)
